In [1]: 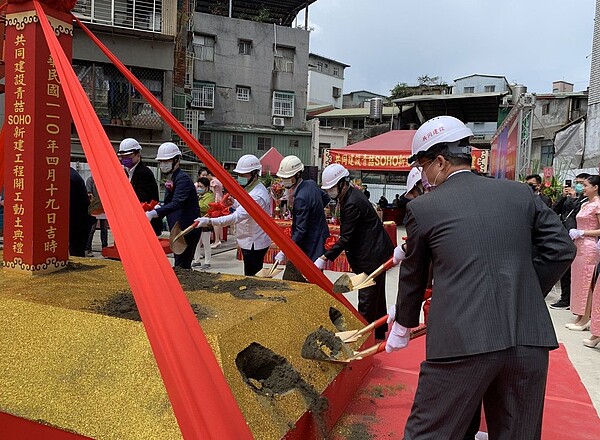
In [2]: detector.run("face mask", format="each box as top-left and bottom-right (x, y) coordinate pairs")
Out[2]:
(120, 157), (134, 169)
(528, 183), (538, 191)
(159, 162), (173, 174)
(282, 178), (295, 189)
(420, 161), (437, 191)
(326, 188), (339, 199)
(238, 176), (249, 186)
(575, 183), (584, 193)
(197, 187), (206, 195)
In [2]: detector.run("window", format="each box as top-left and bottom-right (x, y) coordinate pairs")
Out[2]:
(238, 39), (252, 55)
(332, 86), (342, 98)
(184, 109), (199, 139)
(257, 137), (272, 151)
(191, 83), (215, 108)
(193, 34), (215, 62)
(542, 102), (550, 115)
(236, 86), (250, 101)
(484, 85), (496, 93)
(352, 119), (365, 129)
(185, 53), (194, 89)
(316, 62), (323, 72)
(230, 134), (243, 149)
(73, 0), (164, 33)
(274, 46), (295, 73)
(289, 139), (299, 148)
(541, 144), (554, 167)
(463, 86), (474, 93)
(199, 131), (212, 147)
(272, 91), (294, 117)
(333, 67), (339, 77)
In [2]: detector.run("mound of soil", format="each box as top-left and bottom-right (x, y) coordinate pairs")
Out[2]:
(301, 326), (352, 361)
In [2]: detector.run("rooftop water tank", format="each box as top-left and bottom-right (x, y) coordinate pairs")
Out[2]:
(369, 98), (383, 120)
(511, 84), (527, 104)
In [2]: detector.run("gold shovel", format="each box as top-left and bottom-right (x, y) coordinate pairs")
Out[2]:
(335, 315), (389, 343)
(169, 220), (199, 255)
(255, 261), (283, 278)
(332, 257), (395, 294)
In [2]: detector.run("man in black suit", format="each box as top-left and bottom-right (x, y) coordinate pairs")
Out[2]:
(526, 173), (552, 207)
(317, 164), (394, 339)
(69, 167), (94, 257)
(118, 138), (162, 236)
(386, 116), (576, 439)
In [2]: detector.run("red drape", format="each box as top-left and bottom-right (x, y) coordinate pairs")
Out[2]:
(35, 2), (253, 438)
(0, 126), (5, 194)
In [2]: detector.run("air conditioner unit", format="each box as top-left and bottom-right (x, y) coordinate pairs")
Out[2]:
(198, 110), (206, 121)
(273, 117), (285, 127)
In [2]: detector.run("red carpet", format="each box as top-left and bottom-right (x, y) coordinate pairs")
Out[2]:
(331, 339), (600, 439)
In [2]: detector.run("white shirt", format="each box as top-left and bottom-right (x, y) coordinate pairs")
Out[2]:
(211, 182), (271, 250)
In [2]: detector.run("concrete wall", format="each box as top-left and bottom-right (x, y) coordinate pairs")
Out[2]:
(308, 71), (344, 108)
(192, 13), (310, 129)
(453, 76), (509, 94)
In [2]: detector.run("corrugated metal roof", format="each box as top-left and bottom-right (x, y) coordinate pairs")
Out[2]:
(196, 1), (316, 26)
(317, 107), (399, 118)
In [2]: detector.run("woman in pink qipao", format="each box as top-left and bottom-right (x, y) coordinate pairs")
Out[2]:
(567, 175), (600, 331)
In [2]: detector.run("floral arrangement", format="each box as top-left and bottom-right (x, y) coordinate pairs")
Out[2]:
(207, 193), (231, 218)
(164, 180), (174, 191)
(269, 181), (285, 201)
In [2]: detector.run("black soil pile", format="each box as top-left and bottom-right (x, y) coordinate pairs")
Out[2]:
(90, 290), (214, 322)
(174, 269), (287, 302)
(236, 342), (329, 434)
(301, 327), (352, 361)
(60, 261), (105, 273)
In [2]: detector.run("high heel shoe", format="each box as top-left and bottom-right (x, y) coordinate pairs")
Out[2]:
(583, 336), (600, 348)
(566, 321), (590, 331)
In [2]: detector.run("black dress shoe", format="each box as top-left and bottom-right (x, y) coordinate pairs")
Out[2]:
(549, 300), (570, 310)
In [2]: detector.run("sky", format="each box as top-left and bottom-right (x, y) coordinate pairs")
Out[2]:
(294, 0), (596, 96)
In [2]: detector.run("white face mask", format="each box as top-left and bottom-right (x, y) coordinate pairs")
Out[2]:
(159, 162), (173, 174)
(282, 177), (295, 189)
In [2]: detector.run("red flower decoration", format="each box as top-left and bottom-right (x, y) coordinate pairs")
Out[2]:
(324, 235), (338, 250)
(208, 193), (232, 218)
(164, 180), (174, 191)
(282, 227), (292, 237)
(141, 200), (159, 212)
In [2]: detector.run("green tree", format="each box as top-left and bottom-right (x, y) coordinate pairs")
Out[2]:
(390, 82), (412, 99)
(417, 74), (442, 86)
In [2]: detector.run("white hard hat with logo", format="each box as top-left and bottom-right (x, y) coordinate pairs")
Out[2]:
(321, 164), (349, 189)
(276, 155), (304, 179)
(118, 138), (142, 155)
(155, 142), (182, 160)
(409, 116), (473, 163)
(405, 168), (422, 194)
(233, 154), (262, 175)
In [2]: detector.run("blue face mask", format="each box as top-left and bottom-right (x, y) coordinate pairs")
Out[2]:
(238, 177), (249, 186)
(197, 187), (206, 195)
(575, 183), (584, 193)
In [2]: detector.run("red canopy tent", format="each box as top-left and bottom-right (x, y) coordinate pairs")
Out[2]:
(259, 147), (284, 174)
(326, 130), (416, 171)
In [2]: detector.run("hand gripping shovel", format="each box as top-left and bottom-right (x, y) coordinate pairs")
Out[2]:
(255, 261), (283, 278)
(169, 220), (199, 255)
(332, 257), (395, 294)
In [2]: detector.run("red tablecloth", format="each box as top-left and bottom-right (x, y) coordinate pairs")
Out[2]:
(237, 220), (397, 272)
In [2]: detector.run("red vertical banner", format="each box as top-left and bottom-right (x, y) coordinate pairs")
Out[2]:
(3, 2), (72, 273)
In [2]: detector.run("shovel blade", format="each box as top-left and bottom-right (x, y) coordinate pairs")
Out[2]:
(348, 273), (368, 289)
(169, 222), (187, 255)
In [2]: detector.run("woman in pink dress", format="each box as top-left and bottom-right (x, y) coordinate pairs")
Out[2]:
(568, 175), (600, 331)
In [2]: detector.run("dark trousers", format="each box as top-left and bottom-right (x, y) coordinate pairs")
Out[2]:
(241, 246), (269, 276)
(358, 271), (388, 339)
(404, 345), (549, 440)
(559, 266), (571, 304)
(282, 261), (307, 282)
(69, 227), (89, 257)
(87, 218), (108, 250)
(174, 229), (200, 269)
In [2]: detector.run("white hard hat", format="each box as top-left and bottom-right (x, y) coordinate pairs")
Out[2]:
(276, 155), (304, 179)
(233, 154), (262, 175)
(155, 142), (182, 160)
(321, 164), (349, 189)
(405, 168), (422, 194)
(410, 116), (473, 162)
(118, 138), (141, 154)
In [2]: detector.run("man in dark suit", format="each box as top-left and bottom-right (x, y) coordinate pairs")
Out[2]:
(526, 173), (552, 207)
(69, 167), (94, 257)
(317, 164), (394, 339)
(146, 142), (200, 269)
(118, 138), (162, 236)
(275, 155), (329, 282)
(386, 116), (576, 440)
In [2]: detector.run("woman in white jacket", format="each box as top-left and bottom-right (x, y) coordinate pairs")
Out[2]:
(195, 155), (271, 276)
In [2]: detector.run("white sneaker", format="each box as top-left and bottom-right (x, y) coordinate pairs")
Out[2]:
(85, 250), (94, 257)
(210, 242), (222, 249)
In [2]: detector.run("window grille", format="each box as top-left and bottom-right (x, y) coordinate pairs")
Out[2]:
(185, 53), (194, 89)
(185, 109), (199, 139)
(191, 84), (215, 108)
(193, 34), (215, 61)
(274, 46), (294, 73)
(73, 60), (164, 129)
(272, 91), (294, 117)
(238, 40), (252, 55)
(73, 0), (165, 33)
(236, 86), (250, 101)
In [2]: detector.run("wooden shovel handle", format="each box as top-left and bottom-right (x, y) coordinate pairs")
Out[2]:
(354, 315), (389, 339)
(361, 257), (395, 286)
(348, 341), (387, 361)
